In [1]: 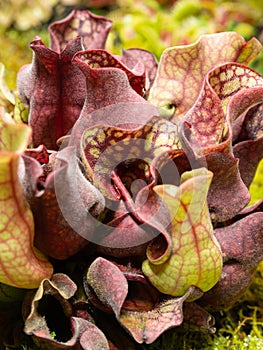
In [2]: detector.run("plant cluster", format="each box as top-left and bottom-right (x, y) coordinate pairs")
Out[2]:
(0, 7), (263, 350)
(1, 0), (263, 89)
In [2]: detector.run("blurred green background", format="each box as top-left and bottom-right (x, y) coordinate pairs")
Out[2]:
(1, 0), (263, 88)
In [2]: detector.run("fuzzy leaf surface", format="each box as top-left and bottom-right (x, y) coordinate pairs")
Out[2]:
(0, 114), (53, 288)
(119, 286), (197, 344)
(74, 49), (146, 96)
(17, 10), (112, 149)
(180, 63), (263, 221)
(148, 32), (262, 122)
(26, 146), (104, 260)
(142, 168), (222, 296)
(81, 116), (179, 199)
(24, 274), (107, 349)
(199, 212), (263, 310)
(85, 258), (199, 344)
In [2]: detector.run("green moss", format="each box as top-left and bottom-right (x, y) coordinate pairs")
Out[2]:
(141, 304), (263, 350)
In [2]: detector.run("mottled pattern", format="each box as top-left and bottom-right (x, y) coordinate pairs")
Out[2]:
(143, 168), (222, 296)
(0, 115), (53, 288)
(81, 116), (179, 198)
(69, 102), (159, 149)
(183, 63), (263, 148)
(74, 49), (146, 95)
(49, 9), (112, 52)
(179, 63), (263, 221)
(121, 48), (158, 91)
(148, 33), (262, 122)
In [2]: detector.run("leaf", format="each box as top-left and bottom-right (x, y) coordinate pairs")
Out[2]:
(205, 152), (250, 222)
(13, 91), (29, 124)
(183, 302), (215, 333)
(0, 114), (53, 288)
(73, 49), (146, 95)
(94, 203), (156, 258)
(216, 212), (263, 272)
(17, 10), (112, 149)
(70, 109), (178, 257)
(133, 185), (175, 263)
(179, 63), (263, 221)
(85, 258), (199, 344)
(119, 286), (197, 344)
(199, 212), (263, 311)
(23, 273), (77, 335)
(233, 103), (263, 188)
(17, 35), (85, 150)
(181, 63), (263, 149)
(24, 274), (108, 349)
(72, 51), (147, 115)
(79, 321), (110, 350)
(86, 258), (128, 317)
(76, 301), (139, 350)
(25, 146), (105, 259)
(24, 144), (49, 164)
(69, 102), (158, 152)
(80, 116), (179, 199)
(49, 9), (112, 52)
(142, 168), (222, 296)
(235, 37), (263, 65)
(121, 48), (158, 91)
(148, 32), (262, 122)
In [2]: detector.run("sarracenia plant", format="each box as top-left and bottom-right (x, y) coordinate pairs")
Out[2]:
(0, 9), (263, 349)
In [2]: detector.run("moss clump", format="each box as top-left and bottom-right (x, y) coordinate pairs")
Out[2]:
(141, 304), (263, 350)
